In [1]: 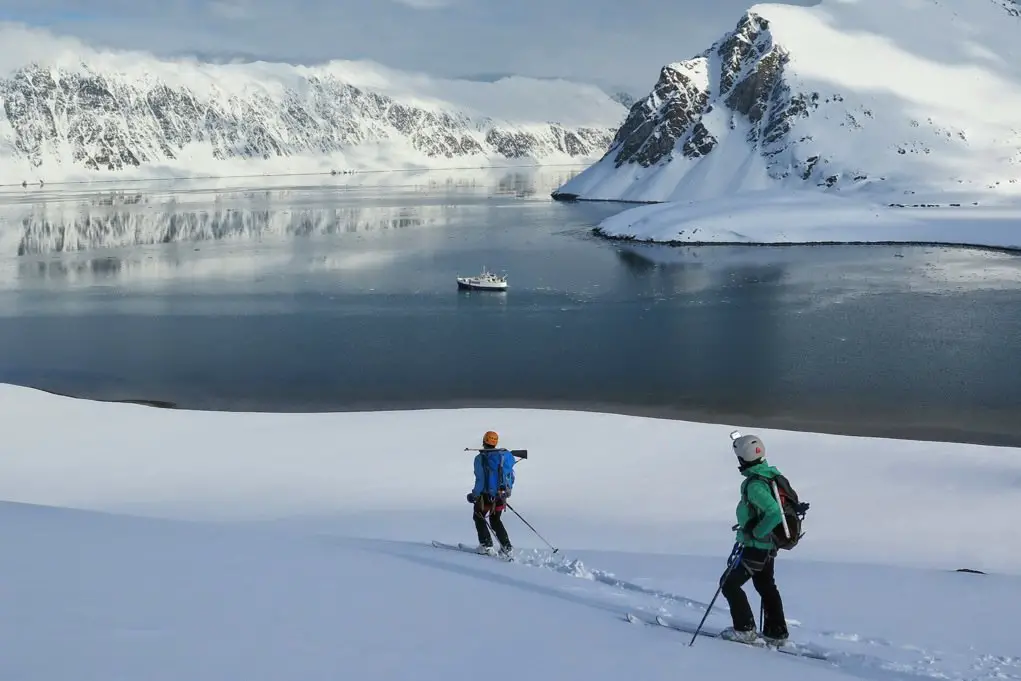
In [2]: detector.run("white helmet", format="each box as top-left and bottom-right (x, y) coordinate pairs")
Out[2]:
(731, 431), (765, 463)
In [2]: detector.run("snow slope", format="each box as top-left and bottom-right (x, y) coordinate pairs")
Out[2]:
(3, 383), (1021, 568)
(595, 190), (1021, 251)
(5, 501), (1021, 681)
(555, 0), (1021, 204)
(0, 23), (626, 184)
(2, 383), (1021, 679)
(2, 383), (1021, 678)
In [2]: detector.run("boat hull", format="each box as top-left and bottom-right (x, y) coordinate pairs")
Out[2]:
(457, 278), (507, 291)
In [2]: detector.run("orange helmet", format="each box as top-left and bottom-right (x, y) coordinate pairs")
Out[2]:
(482, 430), (499, 447)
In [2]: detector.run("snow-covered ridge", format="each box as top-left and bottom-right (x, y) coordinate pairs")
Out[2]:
(554, 0), (1021, 204)
(996, 0), (1020, 16)
(0, 23), (626, 184)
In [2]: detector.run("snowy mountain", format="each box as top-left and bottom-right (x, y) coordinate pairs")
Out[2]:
(0, 24), (626, 184)
(997, 0), (1020, 15)
(554, 0), (1021, 204)
(2, 383), (1021, 678)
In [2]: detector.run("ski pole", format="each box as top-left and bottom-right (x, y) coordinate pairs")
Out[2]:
(689, 543), (744, 646)
(505, 502), (559, 554)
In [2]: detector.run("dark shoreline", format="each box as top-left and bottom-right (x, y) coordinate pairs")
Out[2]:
(592, 227), (1021, 256)
(27, 385), (1021, 449)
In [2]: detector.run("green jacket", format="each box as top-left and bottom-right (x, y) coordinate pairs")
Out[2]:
(734, 461), (784, 550)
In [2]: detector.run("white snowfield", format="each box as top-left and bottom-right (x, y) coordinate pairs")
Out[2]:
(2, 383), (1021, 680)
(595, 191), (1021, 251)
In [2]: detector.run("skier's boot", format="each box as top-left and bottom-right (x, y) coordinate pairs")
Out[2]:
(763, 634), (789, 648)
(720, 628), (759, 644)
(498, 543), (513, 558)
(477, 544), (497, 556)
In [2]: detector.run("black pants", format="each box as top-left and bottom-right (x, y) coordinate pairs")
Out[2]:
(473, 496), (511, 548)
(720, 546), (788, 639)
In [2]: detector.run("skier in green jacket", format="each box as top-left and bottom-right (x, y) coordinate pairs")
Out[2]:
(719, 433), (790, 645)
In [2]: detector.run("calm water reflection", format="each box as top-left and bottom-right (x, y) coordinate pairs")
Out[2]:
(1, 170), (1019, 445)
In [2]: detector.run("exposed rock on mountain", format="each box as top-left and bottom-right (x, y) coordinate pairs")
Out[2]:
(0, 29), (625, 182)
(554, 0), (1021, 204)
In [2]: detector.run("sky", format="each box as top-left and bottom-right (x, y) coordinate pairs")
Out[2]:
(0, 0), (820, 94)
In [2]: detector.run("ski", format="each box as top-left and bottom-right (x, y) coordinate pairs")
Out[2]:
(431, 540), (514, 562)
(625, 612), (830, 661)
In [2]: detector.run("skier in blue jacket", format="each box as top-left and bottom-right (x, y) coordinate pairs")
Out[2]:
(466, 430), (516, 556)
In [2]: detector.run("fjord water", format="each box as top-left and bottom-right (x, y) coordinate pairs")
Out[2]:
(0, 170), (1019, 445)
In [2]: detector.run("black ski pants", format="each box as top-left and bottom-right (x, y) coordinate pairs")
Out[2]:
(473, 495), (511, 548)
(720, 546), (789, 639)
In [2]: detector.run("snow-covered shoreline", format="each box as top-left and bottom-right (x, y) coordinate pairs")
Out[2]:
(594, 191), (1021, 252)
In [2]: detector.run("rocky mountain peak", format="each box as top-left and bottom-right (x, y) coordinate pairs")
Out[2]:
(609, 60), (710, 168)
(715, 12), (774, 95)
(994, 0), (1019, 16)
(603, 11), (801, 172)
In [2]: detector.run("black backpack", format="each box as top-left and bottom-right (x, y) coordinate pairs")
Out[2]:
(742, 473), (810, 550)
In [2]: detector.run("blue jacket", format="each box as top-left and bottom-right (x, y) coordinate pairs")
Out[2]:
(472, 448), (516, 497)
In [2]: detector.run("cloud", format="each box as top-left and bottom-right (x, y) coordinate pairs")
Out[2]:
(0, 0), (822, 93)
(208, 1), (251, 20)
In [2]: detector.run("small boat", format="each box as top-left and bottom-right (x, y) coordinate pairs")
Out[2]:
(456, 267), (508, 291)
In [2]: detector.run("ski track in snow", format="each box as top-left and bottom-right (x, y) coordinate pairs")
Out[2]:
(6, 384), (1021, 680)
(418, 540), (1021, 681)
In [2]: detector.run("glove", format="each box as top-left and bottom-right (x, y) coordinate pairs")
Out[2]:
(466, 492), (476, 504)
(733, 522), (758, 543)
